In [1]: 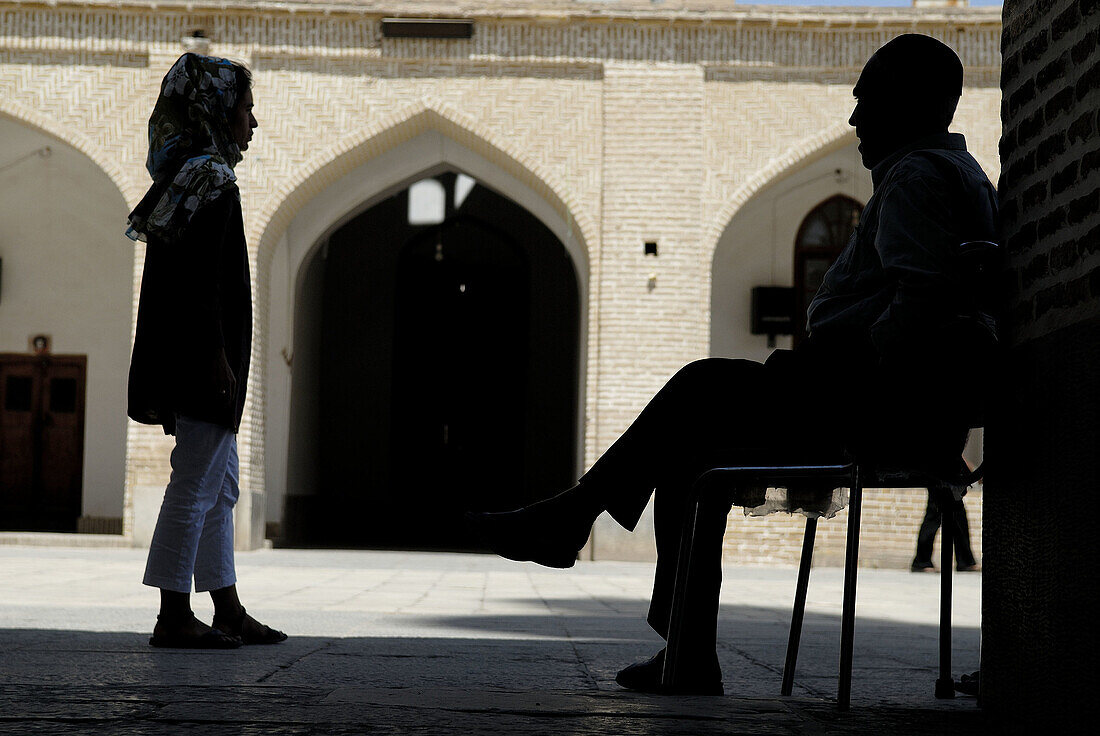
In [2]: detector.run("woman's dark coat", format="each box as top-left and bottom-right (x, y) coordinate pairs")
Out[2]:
(128, 189), (252, 434)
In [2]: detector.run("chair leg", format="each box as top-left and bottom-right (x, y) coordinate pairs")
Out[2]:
(935, 486), (956, 699)
(661, 494), (703, 689)
(782, 516), (817, 696)
(837, 467), (864, 712)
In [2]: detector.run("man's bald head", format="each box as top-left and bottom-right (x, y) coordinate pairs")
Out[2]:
(855, 34), (963, 103)
(849, 35), (965, 169)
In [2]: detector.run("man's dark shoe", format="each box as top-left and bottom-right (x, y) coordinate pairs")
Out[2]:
(910, 561), (936, 573)
(466, 485), (597, 569)
(615, 649), (723, 696)
(957, 563), (981, 572)
(955, 670), (980, 696)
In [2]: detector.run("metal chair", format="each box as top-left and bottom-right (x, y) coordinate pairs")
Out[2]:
(661, 239), (999, 710)
(660, 460), (982, 710)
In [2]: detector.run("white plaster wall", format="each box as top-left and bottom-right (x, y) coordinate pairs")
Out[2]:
(264, 231), (293, 524)
(0, 115), (132, 520)
(710, 138), (873, 360)
(263, 129), (591, 525)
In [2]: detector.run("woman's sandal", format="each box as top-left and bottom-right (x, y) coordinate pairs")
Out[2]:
(212, 607), (288, 645)
(149, 615), (241, 649)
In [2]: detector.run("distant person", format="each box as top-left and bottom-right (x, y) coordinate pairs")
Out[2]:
(912, 477), (981, 573)
(470, 34), (997, 694)
(127, 53), (285, 648)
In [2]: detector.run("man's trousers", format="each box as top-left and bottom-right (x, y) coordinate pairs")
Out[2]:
(913, 490), (977, 570)
(579, 357), (847, 658)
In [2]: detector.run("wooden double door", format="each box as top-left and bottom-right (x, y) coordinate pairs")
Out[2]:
(0, 354), (86, 532)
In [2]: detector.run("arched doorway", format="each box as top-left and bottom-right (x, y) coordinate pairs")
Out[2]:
(792, 194), (863, 345)
(0, 115), (131, 535)
(288, 171), (580, 549)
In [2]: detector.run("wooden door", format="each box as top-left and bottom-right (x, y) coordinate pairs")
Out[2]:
(0, 354), (86, 532)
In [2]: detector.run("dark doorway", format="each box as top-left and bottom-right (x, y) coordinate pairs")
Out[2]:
(389, 217), (529, 547)
(0, 354), (86, 532)
(288, 172), (580, 549)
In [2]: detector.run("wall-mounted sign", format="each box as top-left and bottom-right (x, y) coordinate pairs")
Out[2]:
(750, 287), (795, 347)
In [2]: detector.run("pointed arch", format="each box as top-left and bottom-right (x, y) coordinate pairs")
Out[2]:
(255, 98), (596, 276)
(703, 121), (858, 263)
(256, 99), (596, 524)
(0, 102), (134, 206)
(0, 109), (134, 540)
(707, 130), (870, 362)
(792, 193), (864, 345)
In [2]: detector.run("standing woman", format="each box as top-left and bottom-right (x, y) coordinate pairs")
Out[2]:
(127, 53), (285, 648)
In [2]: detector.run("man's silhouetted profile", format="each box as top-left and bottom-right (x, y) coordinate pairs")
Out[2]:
(470, 34), (998, 695)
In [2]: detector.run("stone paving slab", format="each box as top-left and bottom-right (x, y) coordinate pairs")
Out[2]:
(0, 546), (986, 734)
(0, 682), (985, 735)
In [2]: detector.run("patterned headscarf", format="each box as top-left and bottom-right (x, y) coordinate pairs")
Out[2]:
(126, 53), (247, 243)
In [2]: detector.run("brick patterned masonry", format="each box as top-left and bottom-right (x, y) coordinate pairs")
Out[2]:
(0, 1), (1001, 566)
(1000, 0), (1100, 340)
(985, 0), (1100, 728)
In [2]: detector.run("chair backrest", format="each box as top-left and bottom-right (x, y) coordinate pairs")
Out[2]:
(953, 240), (1001, 322)
(951, 240), (1002, 429)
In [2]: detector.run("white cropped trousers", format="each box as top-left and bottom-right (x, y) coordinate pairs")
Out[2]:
(143, 415), (239, 593)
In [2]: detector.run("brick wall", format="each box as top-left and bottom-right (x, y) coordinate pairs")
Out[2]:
(724, 487), (983, 569)
(985, 0), (1100, 729)
(999, 0), (1100, 339)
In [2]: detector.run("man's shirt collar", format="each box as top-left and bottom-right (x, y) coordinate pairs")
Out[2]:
(870, 132), (967, 189)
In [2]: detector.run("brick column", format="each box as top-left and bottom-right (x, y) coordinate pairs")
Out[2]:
(587, 62), (707, 558)
(985, 0), (1100, 729)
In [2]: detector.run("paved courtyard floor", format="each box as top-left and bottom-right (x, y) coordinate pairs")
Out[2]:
(0, 545), (986, 734)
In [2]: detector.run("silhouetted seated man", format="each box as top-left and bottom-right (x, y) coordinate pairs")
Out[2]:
(469, 34), (998, 695)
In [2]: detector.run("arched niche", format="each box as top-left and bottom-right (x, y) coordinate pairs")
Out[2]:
(709, 137), (871, 361)
(0, 113), (132, 533)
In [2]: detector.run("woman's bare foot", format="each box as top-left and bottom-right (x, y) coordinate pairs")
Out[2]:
(149, 613), (241, 649)
(212, 607), (288, 645)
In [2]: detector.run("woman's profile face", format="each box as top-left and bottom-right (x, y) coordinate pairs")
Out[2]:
(230, 87), (257, 152)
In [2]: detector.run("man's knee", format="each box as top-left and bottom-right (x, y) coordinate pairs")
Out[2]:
(671, 358), (731, 383)
(222, 483), (240, 508)
(668, 358), (761, 392)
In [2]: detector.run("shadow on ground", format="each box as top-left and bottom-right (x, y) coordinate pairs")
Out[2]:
(0, 601), (985, 735)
